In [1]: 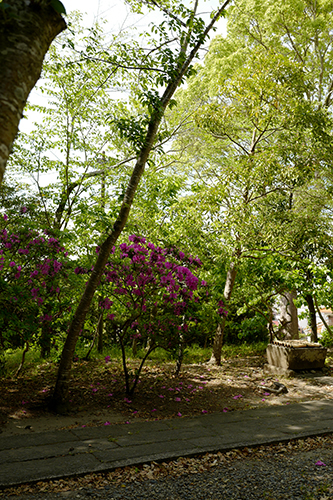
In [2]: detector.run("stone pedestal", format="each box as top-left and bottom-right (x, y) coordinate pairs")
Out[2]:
(266, 342), (327, 371)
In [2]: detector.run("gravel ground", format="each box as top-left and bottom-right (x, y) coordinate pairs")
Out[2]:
(3, 440), (333, 500)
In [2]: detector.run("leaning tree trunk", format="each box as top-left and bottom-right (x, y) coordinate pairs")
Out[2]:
(50, 0), (232, 411)
(51, 115), (163, 411)
(0, 1), (66, 184)
(279, 290), (299, 340)
(209, 260), (238, 366)
(305, 294), (318, 342)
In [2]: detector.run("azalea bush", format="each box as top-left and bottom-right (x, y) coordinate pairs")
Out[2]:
(76, 235), (226, 395)
(0, 212), (71, 359)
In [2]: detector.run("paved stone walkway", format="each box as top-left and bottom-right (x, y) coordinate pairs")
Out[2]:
(1, 399), (333, 488)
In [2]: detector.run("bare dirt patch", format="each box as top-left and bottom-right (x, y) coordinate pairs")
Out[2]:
(1, 352), (333, 436)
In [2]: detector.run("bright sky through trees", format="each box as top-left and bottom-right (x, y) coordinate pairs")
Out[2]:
(65, 0), (228, 33)
(19, 0), (227, 135)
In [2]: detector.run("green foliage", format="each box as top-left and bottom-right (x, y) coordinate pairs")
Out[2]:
(2, 341), (268, 379)
(224, 312), (269, 345)
(2, 347), (44, 377)
(320, 329), (333, 348)
(183, 344), (212, 364)
(7, 0), (333, 383)
(8, 15), (133, 252)
(237, 315), (269, 343)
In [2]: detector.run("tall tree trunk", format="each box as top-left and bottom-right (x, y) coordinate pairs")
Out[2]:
(50, 0), (232, 411)
(209, 322), (225, 366)
(209, 261), (238, 365)
(174, 330), (184, 376)
(279, 290), (299, 340)
(0, 1), (66, 184)
(51, 115), (163, 411)
(97, 314), (104, 353)
(40, 323), (51, 358)
(305, 294), (318, 342)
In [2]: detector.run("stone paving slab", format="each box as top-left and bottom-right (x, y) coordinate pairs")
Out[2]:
(70, 420), (171, 440)
(0, 440), (91, 465)
(0, 453), (100, 485)
(0, 399), (333, 488)
(0, 429), (77, 451)
(92, 438), (200, 463)
(113, 426), (215, 447)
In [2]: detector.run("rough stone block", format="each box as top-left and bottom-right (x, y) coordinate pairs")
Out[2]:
(266, 343), (327, 371)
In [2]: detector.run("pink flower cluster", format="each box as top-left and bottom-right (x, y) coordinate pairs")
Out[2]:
(0, 214), (69, 347)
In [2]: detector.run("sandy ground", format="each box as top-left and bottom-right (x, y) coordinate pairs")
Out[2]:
(0, 407), (134, 437)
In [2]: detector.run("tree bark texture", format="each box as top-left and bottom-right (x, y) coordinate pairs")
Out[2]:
(279, 290), (299, 340)
(51, 0), (233, 410)
(52, 115), (164, 409)
(209, 260), (238, 366)
(305, 294), (318, 342)
(174, 331), (184, 376)
(0, 1), (66, 184)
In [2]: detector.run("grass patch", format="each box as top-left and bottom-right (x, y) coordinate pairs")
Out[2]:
(2, 341), (269, 378)
(183, 344), (212, 364)
(221, 341), (268, 359)
(85, 342), (268, 366)
(3, 348), (44, 377)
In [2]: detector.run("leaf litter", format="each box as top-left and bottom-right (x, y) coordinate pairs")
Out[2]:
(1, 434), (333, 498)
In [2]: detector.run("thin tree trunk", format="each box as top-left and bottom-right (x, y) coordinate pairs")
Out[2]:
(0, 1), (66, 184)
(97, 314), (104, 353)
(174, 331), (184, 376)
(128, 345), (156, 397)
(15, 342), (29, 378)
(40, 323), (51, 358)
(209, 260), (238, 365)
(84, 313), (103, 361)
(209, 322), (225, 366)
(50, 0), (232, 411)
(52, 114), (163, 411)
(314, 296), (333, 338)
(305, 294), (318, 342)
(132, 336), (138, 357)
(279, 290), (299, 340)
(268, 306), (275, 343)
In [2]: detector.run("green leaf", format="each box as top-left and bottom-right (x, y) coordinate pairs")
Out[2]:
(50, 0), (67, 15)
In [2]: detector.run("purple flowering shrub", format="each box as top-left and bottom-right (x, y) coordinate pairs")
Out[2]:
(76, 235), (225, 395)
(0, 214), (70, 354)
